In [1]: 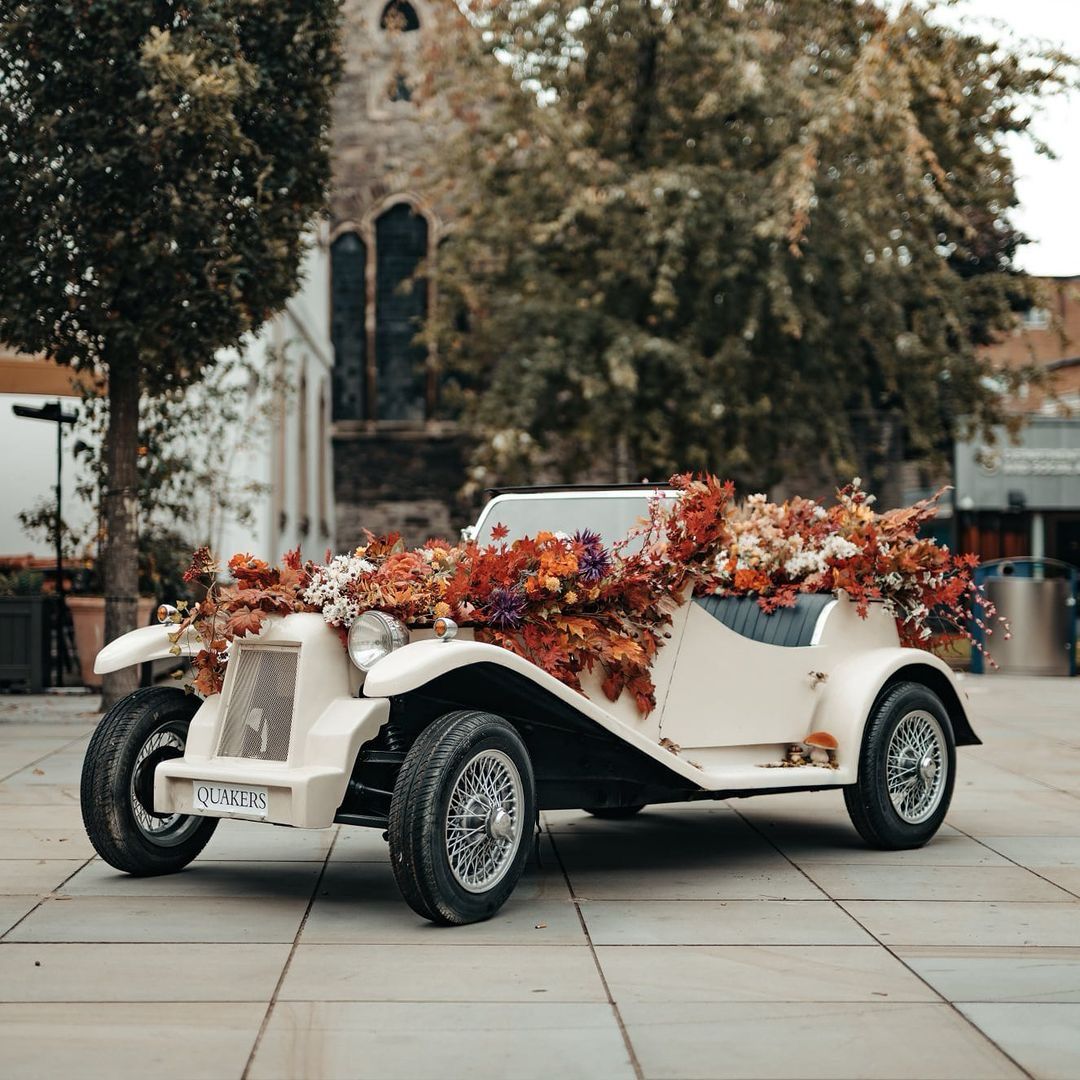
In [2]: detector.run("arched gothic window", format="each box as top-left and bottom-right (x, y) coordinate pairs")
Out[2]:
(330, 231), (366, 421)
(375, 204), (428, 421)
(380, 1), (420, 32)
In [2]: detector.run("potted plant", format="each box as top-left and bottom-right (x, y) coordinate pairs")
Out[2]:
(0, 567), (50, 692)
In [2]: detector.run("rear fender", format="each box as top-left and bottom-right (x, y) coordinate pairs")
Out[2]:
(810, 648), (978, 771)
(94, 623), (201, 675)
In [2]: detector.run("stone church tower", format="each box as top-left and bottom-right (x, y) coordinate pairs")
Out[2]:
(328, 0), (472, 547)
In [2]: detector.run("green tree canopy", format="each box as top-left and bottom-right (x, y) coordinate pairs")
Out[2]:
(0, 0), (340, 702)
(426, 0), (1075, 495)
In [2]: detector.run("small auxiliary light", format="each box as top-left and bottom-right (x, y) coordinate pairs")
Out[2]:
(433, 616), (458, 642)
(157, 604), (179, 624)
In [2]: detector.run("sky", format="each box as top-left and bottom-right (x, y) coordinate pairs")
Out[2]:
(943, 0), (1080, 277)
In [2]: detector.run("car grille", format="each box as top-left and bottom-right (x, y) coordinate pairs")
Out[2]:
(216, 643), (299, 762)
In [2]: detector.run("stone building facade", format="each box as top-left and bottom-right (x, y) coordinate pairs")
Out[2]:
(328, 0), (473, 548)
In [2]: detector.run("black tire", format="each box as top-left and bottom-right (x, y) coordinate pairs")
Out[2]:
(584, 805), (646, 819)
(388, 710), (536, 925)
(844, 681), (956, 850)
(80, 686), (218, 875)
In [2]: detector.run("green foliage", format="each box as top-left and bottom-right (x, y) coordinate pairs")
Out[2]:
(0, 570), (43, 597)
(0, 0), (342, 389)
(426, 0), (1076, 493)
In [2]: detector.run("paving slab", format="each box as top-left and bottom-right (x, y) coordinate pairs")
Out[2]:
(279, 943), (607, 1002)
(296, 857), (581, 945)
(619, 1001), (1022, 1079)
(0, 859), (84, 895)
(0, 1001), (265, 1080)
(6, 894), (310, 944)
(895, 947), (1080, 1003)
(841, 900), (1080, 948)
(0, 896), (39, 936)
(580, 899), (874, 946)
(61, 858), (323, 898)
(957, 1003), (1080, 1080)
(802, 863), (1073, 902)
(247, 1001), (635, 1080)
(0, 826), (95, 860)
(977, 836), (1080, 868)
(0, 942), (290, 1001)
(596, 943), (939, 1003)
(197, 819), (336, 862)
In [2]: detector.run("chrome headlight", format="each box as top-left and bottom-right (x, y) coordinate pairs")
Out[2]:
(347, 611), (410, 671)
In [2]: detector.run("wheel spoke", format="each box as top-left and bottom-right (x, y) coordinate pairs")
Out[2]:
(444, 748), (524, 893)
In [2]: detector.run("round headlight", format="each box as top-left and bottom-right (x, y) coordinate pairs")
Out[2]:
(347, 611), (410, 671)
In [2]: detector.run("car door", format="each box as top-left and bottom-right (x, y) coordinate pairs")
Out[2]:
(657, 595), (835, 752)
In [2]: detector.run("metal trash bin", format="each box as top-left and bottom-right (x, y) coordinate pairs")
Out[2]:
(971, 558), (1077, 676)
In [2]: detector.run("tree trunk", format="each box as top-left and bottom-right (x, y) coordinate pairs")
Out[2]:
(100, 369), (141, 710)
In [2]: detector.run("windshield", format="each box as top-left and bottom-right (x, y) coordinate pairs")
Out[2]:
(471, 491), (678, 551)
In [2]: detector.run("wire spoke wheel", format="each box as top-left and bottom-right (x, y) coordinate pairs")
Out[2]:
(128, 723), (202, 848)
(885, 709), (948, 825)
(445, 749), (523, 893)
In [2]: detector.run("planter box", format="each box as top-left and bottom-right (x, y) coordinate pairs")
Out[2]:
(68, 596), (156, 690)
(0, 596), (51, 692)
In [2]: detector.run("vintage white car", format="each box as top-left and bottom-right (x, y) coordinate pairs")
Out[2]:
(81, 486), (978, 925)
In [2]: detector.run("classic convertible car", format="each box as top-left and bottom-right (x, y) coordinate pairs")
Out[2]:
(81, 486), (978, 925)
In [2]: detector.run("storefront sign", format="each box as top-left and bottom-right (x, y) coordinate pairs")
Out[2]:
(956, 418), (1080, 511)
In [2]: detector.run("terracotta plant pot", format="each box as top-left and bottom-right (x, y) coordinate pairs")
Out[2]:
(67, 596), (156, 689)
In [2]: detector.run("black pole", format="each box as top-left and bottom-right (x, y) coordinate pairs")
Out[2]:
(12, 401), (78, 688)
(54, 400), (67, 686)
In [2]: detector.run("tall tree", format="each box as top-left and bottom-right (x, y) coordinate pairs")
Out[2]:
(0, 0), (341, 705)
(424, 0), (1074, 498)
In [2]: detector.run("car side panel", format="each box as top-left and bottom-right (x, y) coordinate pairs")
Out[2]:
(658, 602), (833, 749)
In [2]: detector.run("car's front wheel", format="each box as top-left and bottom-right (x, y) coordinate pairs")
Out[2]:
(388, 710), (536, 925)
(844, 681), (956, 849)
(81, 687), (218, 875)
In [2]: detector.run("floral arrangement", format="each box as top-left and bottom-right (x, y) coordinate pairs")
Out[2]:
(174, 474), (1003, 709)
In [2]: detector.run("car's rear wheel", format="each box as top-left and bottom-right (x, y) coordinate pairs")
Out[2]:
(81, 687), (218, 875)
(388, 710), (536, 925)
(585, 804), (646, 819)
(844, 681), (956, 849)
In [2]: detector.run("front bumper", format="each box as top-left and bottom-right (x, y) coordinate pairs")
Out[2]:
(155, 694), (390, 829)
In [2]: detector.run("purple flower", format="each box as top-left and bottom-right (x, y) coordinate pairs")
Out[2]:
(574, 530), (611, 583)
(573, 529), (603, 549)
(486, 586), (527, 629)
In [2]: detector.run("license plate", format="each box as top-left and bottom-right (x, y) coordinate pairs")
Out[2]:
(192, 781), (269, 818)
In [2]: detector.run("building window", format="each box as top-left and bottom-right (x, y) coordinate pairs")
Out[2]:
(380, 1), (419, 102)
(1022, 306), (1050, 331)
(330, 231), (366, 421)
(375, 204), (428, 421)
(380, 1), (420, 32)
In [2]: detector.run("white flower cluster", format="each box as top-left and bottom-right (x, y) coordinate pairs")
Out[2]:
(302, 553), (375, 627)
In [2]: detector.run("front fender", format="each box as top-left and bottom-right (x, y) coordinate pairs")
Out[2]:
(94, 623), (201, 675)
(364, 639), (711, 788)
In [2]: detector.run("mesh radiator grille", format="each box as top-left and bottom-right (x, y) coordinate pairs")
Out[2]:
(216, 644), (299, 762)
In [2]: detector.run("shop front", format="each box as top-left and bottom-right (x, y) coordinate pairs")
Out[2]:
(954, 417), (1080, 569)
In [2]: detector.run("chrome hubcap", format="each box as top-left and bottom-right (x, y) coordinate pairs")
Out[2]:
(886, 710), (948, 824)
(445, 749), (523, 893)
(129, 725), (201, 846)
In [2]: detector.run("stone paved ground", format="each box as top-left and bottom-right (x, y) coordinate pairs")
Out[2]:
(0, 676), (1078, 1080)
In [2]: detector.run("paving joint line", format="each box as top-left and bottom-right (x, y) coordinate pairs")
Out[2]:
(0, 854), (96, 942)
(945, 822), (1080, 902)
(728, 802), (1035, 1080)
(544, 819), (645, 1080)
(0, 725), (99, 786)
(240, 826), (340, 1080)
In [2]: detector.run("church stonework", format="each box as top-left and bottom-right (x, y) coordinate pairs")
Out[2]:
(329, 0), (473, 547)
